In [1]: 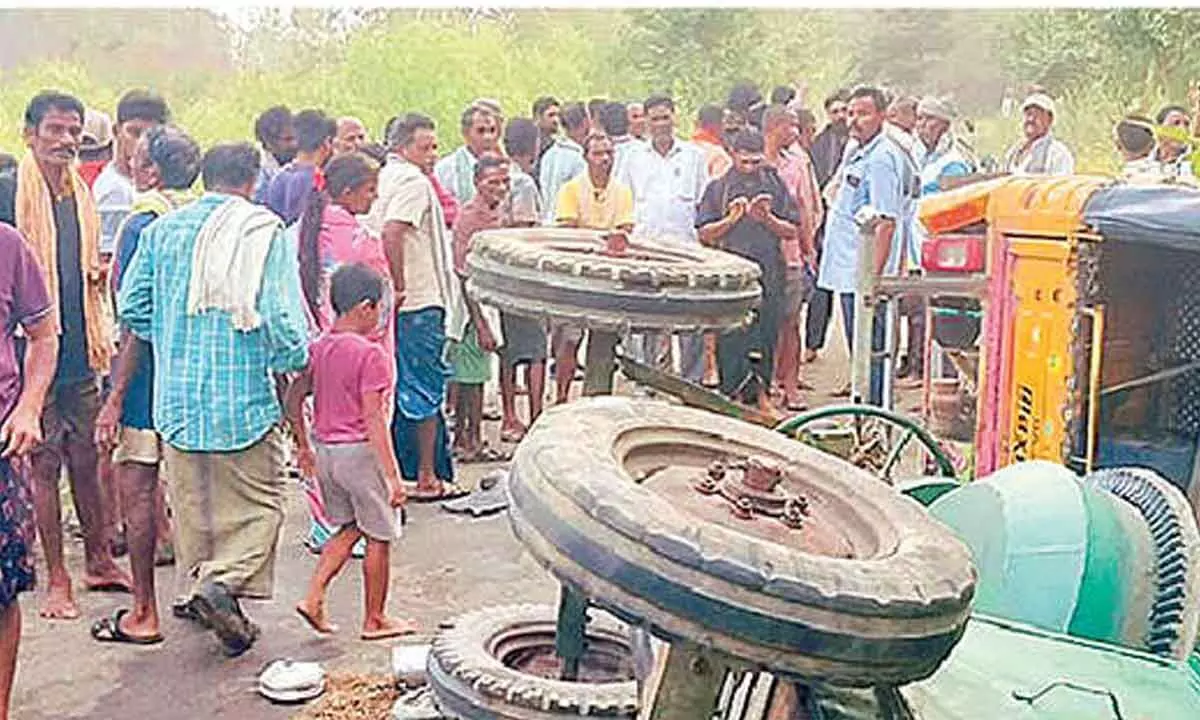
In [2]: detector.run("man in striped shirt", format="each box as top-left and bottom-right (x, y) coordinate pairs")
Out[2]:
(118, 142), (310, 657)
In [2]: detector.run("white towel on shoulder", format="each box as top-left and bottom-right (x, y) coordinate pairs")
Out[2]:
(186, 195), (283, 331)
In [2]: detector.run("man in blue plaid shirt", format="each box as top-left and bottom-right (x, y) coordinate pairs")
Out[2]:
(117, 142), (309, 657)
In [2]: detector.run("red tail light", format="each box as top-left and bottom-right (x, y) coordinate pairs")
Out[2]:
(922, 233), (985, 273)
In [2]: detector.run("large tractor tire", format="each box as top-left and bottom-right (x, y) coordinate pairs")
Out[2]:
(1086, 466), (1200, 660)
(465, 228), (762, 334)
(507, 397), (977, 687)
(428, 604), (639, 719)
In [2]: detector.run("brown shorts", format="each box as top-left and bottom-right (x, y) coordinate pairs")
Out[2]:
(314, 441), (394, 542)
(31, 377), (100, 468)
(113, 427), (162, 466)
(782, 266), (814, 318)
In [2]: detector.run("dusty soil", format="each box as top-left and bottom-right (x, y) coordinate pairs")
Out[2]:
(12, 309), (932, 719)
(289, 673), (399, 720)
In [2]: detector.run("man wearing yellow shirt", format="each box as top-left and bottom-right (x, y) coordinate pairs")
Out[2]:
(552, 133), (633, 402)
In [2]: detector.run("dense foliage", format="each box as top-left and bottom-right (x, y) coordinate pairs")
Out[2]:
(1, 8), (1198, 173)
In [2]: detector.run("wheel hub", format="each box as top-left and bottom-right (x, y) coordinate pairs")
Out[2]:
(492, 626), (635, 684)
(693, 457), (810, 529)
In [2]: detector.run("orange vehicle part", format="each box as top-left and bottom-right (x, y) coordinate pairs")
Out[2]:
(918, 176), (1113, 478)
(918, 177), (1006, 234)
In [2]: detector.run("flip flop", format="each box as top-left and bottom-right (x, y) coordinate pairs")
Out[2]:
(85, 579), (132, 594)
(154, 543), (176, 567)
(499, 427), (526, 444)
(295, 605), (336, 635)
(458, 445), (511, 465)
(440, 482), (472, 500)
(407, 480), (474, 502)
(407, 484), (447, 503)
(361, 621), (418, 641)
(90, 608), (164, 645)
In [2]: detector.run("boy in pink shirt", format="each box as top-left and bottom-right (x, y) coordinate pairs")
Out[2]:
(286, 263), (414, 641)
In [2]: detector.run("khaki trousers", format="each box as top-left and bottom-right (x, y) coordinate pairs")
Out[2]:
(164, 427), (286, 602)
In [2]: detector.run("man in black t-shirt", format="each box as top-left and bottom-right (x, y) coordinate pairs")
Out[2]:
(697, 129), (801, 408)
(2, 91), (128, 622)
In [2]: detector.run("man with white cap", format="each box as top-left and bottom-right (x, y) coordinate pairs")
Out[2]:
(898, 97), (978, 384)
(1003, 93), (1075, 175)
(77, 109), (115, 188)
(915, 97), (976, 195)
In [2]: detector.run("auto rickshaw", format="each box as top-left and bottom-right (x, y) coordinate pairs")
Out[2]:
(900, 177), (1200, 520)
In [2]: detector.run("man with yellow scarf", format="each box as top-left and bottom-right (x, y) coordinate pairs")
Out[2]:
(0, 90), (128, 622)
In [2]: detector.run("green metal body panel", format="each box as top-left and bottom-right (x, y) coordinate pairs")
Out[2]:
(1069, 486), (1155, 648)
(1067, 487), (1135, 643)
(930, 461), (1087, 632)
(897, 478), (962, 506)
(905, 615), (1200, 719)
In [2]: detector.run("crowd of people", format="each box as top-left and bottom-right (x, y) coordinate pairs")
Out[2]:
(0, 77), (1197, 718)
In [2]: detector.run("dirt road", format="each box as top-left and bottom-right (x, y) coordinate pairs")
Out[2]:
(13, 310), (917, 719)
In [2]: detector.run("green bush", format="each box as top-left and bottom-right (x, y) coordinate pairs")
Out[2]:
(1, 8), (1192, 177)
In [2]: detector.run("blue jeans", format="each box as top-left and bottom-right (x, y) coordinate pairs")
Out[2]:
(839, 293), (887, 407)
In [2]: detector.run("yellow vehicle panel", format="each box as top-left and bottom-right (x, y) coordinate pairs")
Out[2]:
(1002, 238), (1077, 467)
(988, 176), (1109, 237)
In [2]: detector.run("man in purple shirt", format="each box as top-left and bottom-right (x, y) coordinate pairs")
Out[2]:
(0, 222), (59, 720)
(265, 109), (335, 226)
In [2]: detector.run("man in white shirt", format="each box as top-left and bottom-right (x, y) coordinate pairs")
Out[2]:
(365, 113), (467, 501)
(434, 103), (502, 206)
(1002, 93), (1075, 176)
(617, 94), (709, 383)
(93, 90), (170, 260)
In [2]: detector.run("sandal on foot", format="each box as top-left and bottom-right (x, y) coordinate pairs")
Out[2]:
(499, 427), (526, 444)
(85, 579), (132, 594)
(407, 483), (447, 503)
(458, 445), (510, 465)
(440, 482), (472, 500)
(295, 605), (336, 635)
(91, 608), (163, 645)
(361, 621), (418, 641)
(154, 543), (176, 567)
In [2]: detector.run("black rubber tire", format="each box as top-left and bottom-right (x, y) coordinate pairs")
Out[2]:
(427, 604), (639, 719)
(507, 397), (977, 687)
(465, 228), (762, 334)
(1086, 466), (1200, 659)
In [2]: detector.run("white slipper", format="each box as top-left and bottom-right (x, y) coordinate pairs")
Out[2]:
(258, 659), (326, 703)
